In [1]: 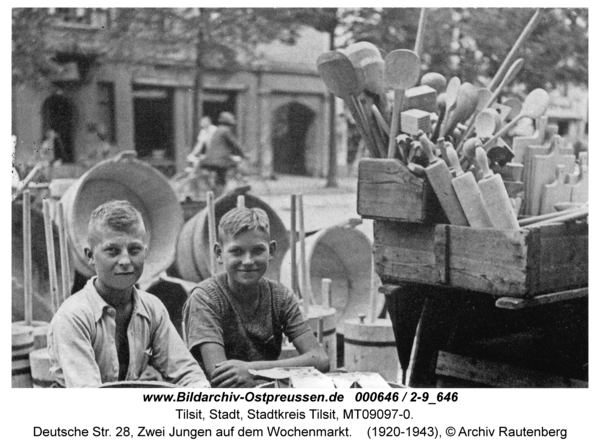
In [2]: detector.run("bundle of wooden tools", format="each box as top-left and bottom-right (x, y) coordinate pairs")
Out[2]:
(317, 9), (588, 229)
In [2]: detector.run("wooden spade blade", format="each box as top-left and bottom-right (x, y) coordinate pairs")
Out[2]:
(475, 108), (500, 139)
(384, 49), (421, 90)
(317, 50), (362, 98)
(522, 88), (550, 118)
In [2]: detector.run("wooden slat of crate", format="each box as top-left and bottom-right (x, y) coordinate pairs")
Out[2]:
(434, 225), (530, 296)
(436, 351), (588, 388)
(357, 158), (445, 223)
(373, 221), (439, 285)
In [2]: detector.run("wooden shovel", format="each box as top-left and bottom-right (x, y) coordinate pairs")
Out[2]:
(483, 88), (550, 152)
(384, 49), (421, 158)
(474, 146), (520, 229)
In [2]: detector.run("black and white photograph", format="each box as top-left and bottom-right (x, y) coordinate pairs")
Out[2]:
(7, 4), (595, 445)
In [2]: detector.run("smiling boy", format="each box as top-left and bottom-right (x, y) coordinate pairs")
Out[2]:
(48, 200), (209, 387)
(183, 207), (329, 388)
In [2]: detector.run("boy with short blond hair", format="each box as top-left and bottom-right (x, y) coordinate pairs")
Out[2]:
(48, 200), (209, 388)
(183, 207), (329, 388)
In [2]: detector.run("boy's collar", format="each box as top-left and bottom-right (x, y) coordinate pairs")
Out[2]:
(85, 277), (150, 322)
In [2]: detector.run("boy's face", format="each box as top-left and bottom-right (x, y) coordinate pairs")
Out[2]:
(216, 228), (276, 292)
(85, 224), (147, 293)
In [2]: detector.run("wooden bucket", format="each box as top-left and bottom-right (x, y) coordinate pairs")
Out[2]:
(13, 320), (49, 350)
(175, 191), (289, 282)
(29, 348), (54, 388)
(60, 152), (183, 288)
(280, 225), (385, 333)
(344, 317), (399, 383)
(12, 324), (34, 388)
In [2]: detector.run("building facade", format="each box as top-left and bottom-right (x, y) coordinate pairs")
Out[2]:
(12, 8), (333, 180)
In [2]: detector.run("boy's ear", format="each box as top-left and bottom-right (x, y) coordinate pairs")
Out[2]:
(84, 247), (95, 268)
(269, 240), (277, 259)
(214, 243), (223, 264)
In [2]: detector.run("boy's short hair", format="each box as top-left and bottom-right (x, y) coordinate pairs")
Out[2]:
(87, 200), (147, 245)
(218, 207), (270, 241)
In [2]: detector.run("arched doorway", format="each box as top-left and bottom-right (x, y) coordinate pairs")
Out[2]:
(41, 94), (74, 163)
(272, 102), (315, 175)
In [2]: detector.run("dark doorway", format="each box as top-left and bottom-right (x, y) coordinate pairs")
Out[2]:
(41, 94), (74, 163)
(133, 85), (174, 159)
(272, 102), (315, 175)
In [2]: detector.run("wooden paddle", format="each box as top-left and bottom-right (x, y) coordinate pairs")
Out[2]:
(317, 51), (379, 157)
(345, 42), (388, 115)
(483, 88), (550, 152)
(443, 82), (478, 138)
(384, 49), (421, 158)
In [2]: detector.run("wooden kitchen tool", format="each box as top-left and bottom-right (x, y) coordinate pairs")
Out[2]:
(42, 200), (60, 313)
(444, 82), (479, 137)
(420, 132), (469, 226)
(528, 135), (576, 216)
(439, 77), (461, 137)
(483, 88), (550, 152)
(384, 49), (421, 158)
(474, 146), (519, 229)
(539, 165), (570, 214)
(420, 72), (447, 96)
(207, 191), (218, 276)
(569, 152), (588, 204)
(447, 145), (494, 228)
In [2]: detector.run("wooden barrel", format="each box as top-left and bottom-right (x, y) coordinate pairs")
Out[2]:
(12, 324), (34, 388)
(175, 191), (289, 282)
(29, 348), (54, 388)
(60, 152), (183, 288)
(281, 225), (385, 333)
(13, 320), (49, 350)
(344, 317), (399, 383)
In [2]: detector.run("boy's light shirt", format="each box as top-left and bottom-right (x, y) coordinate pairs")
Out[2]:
(48, 277), (209, 388)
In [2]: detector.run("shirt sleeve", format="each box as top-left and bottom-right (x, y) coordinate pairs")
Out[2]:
(279, 288), (312, 343)
(148, 298), (210, 388)
(48, 308), (103, 388)
(224, 130), (245, 158)
(183, 287), (225, 351)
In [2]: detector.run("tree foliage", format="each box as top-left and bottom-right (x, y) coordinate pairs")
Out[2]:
(336, 8), (588, 91)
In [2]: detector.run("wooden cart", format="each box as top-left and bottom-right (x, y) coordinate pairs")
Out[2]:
(358, 158), (589, 388)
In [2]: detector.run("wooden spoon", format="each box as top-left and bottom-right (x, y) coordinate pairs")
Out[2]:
(317, 50), (379, 156)
(420, 72), (447, 95)
(384, 49), (421, 158)
(439, 76), (461, 138)
(444, 82), (478, 137)
(483, 88), (550, 151)
(502, 97), (523, 122)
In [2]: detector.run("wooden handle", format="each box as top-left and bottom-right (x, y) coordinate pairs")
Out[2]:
(321, 278), (332, 309)
(446, 143), (463, 175)
(297, 194), (312, 312)
(419, 130), (436, 164)
(518, 204), (588, 226)
(474, 146), (492, 179)
(43, 200), (60, 313)
(414, 8), (429, 56)
(23, 190), (32, 325)
(207, 191), (218, 276)
(524, 208), (588, 227)
(237, 195), (245, 208)
(57, 202), (71, 304)
(290, 194), (298, 296)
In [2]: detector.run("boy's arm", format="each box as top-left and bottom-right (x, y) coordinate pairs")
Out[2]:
(48, 311), (103, 388)
(150, 300), (209, 388)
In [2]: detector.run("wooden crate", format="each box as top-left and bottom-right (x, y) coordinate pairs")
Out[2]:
(373, 220), (439, 285)
(373, 219), (588, 298)
(435, 221), (588, 297)
(357, 158), (446, 223)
